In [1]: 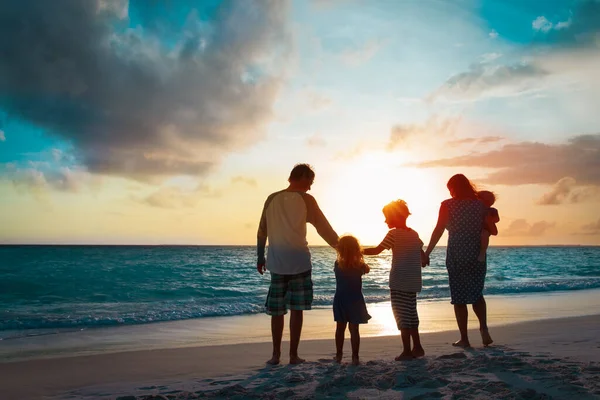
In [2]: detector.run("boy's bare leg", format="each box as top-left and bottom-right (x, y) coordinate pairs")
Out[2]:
(410, 329), (425, 358)
(289, 310), (305, 364)
(349, 323), (360, 365)
(267, 315), (284, 365)
(473, 296), (493, 346)
(478, 231), (490, 262)
(395, 328), (413, 360)
(452, 304), (471, 348)
(335, 322), (346, 363)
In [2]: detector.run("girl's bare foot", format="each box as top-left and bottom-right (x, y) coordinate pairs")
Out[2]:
(411, 346), (425, 358)
(266, 354), (281, 365)
(452, 339), (471, 348)
(334, 352), (343, 363)
(289, 356), (306, 365)
(351, 356), (360, 366)
(395, 351), (413, 361)
(480, 329), (493, 347)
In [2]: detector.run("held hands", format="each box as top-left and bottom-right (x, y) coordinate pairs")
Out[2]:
(257, 261), (266, 275)
(420, 252), (430, 268)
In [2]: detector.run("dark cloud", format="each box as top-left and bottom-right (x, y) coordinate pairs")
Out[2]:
(0, 0), (291, 181)
(416, 134), (600, 186)
(503, 219), (555, 237)
(537, 177), (600, 205)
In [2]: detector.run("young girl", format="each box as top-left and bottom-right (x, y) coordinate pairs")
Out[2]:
(477, 190), (500, 262)
(333, 235), (371, 365)
(363, 200), (427, 360)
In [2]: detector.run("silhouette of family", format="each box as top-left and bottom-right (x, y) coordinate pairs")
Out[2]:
(257, 164), (498, 365)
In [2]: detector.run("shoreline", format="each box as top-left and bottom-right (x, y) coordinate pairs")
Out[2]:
(2, 288), (600, 363)
(1, 314), (599, 399)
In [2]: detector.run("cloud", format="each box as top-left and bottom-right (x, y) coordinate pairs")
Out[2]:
(231, 176), (257, 187)
(6, 165), (101, 194)
(416, 134), (600, 186)
(0, 0), (291, 181)
(388, 116), (462, 150)
(536, 177), (600, 205)
(139, 184), (221, 208)
(580, 218), (600, 235)
(446, 136), (504, 147)
(306, 133), (326, 148)
(489, 30), (499, 39)
(503, 219), (555, 237)
(340, 40), (383, 66)
(532, 16), (572, 33)
(0, 129), (4, 142)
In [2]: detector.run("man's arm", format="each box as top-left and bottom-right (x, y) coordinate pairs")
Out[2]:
(303, 194), (339, 248)
(256, 199), (269, 274)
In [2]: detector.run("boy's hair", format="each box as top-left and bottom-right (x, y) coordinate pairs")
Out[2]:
(336, 235), (365, 270)
(382, 199), (411, 224)
(289, 164), (315, 182)
(478, 190), (496, 207)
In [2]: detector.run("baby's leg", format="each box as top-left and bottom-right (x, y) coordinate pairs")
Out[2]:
(335, 322), (347, 363)
(349, 323), (360, 365)
(478, 230), (490, 262)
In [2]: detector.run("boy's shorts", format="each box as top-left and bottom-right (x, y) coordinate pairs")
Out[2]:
(391, 290), (419, 329)
(265, 270), (313, 316)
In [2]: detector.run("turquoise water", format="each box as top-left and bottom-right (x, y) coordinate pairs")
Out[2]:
(1, 246), (599, 337)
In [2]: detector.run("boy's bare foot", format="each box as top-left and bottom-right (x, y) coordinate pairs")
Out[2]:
(480, 329), (493, 347)
(334, 353), (343, 363)
(411, 346), (425, 358)
(452, 339), (471, 348)
(266, 355), (280, 365)
(289, 356), (305, 365)
(351, 356), (360, 366)
(395, 352), (413, 361)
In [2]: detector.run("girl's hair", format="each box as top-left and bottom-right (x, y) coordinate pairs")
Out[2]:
(382, 199), (411, 225)
(447, 174), (478, 199)
(477, 190), (496, 207)
(336, 235), (365, 270)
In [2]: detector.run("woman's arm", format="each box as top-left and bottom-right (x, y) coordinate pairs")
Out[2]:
(362, 245), (385, 256)
(425, 203), (449, 256)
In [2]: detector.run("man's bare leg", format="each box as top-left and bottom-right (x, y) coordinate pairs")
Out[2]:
(472, 296), (493, 346)
(452, 304), (471, 348)
(289, 310), (305, 364)
(267, 315), (284, 365)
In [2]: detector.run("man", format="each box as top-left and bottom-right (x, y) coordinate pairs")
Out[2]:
(257, 163), (339, 365)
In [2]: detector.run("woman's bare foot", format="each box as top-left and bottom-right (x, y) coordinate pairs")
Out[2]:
(395, 351), (413, 361)
(351, 356), (360, 366)
(334, 352), (343, 363)
(289, 356), (306, 365)
(266, 354), (281, 365)
(480, 329), (493, 347)
(411, 346), (425, 358)
(452, 339), (471, 348)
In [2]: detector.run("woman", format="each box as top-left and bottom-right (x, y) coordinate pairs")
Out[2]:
(424, 174), (493, 348)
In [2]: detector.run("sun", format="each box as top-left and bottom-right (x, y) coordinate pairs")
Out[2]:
(317, 151), (446, 245)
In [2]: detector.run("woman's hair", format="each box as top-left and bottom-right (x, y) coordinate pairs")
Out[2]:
(382, 199), (411, 225)
(447, 174), (478, 199)
(336, 235), (365, 270)
(477, 190), (496, 207)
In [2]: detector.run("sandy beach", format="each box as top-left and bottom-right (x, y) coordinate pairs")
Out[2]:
(1, 312), (599, 399)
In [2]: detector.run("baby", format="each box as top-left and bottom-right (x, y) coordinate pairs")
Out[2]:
(478, 190), (499, 262)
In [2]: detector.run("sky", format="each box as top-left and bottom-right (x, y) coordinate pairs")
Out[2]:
(1, 0), (599, 246)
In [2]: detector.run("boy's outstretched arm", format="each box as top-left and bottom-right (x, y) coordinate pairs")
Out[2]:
(362, 245), (385, 256)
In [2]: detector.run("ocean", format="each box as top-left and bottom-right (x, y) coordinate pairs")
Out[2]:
(1, 245), (599, 339)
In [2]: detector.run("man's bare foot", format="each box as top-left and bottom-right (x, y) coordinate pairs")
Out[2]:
(480, 329), (493, 347)
(334, 352), (343, 363)
(289, 356), (305, 365)
(452, 339), (471, 348)
(395, 351), (413, 361)
(266, 355), (281, 365)
(351, 356), (360, 366)
(411, 346), (425, 358)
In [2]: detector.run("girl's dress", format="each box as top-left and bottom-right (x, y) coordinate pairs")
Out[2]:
(333, 261), (371, 324)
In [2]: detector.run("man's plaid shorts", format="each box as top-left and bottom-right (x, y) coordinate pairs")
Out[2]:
(265, 270), (313, 316)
